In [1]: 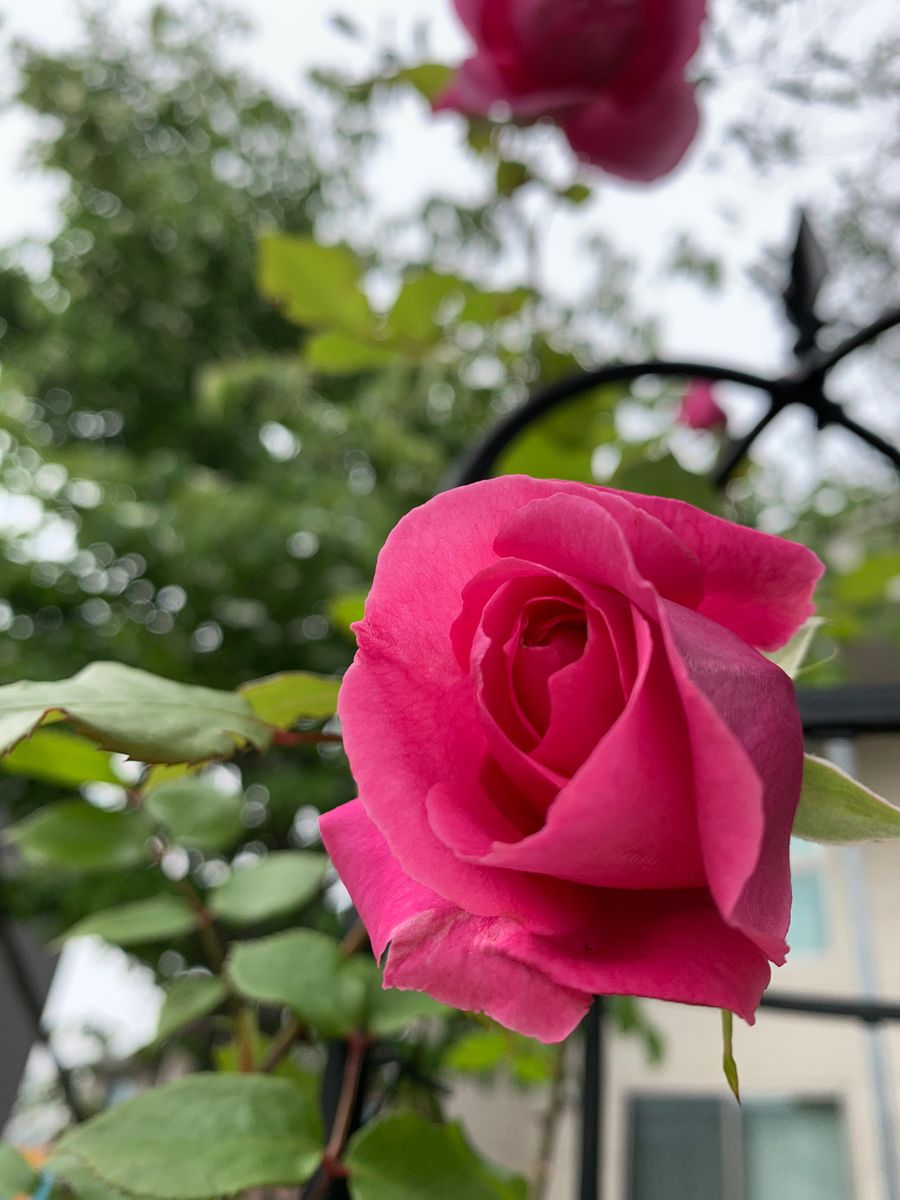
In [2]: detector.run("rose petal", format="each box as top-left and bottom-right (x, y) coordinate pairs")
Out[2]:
(386, 909), (591, 1043)
(320, 798), (591, 1042)
(319, 799), (439, 959)
(609, 489), (825, 650)
(663, 601), (803, 962)
(564, 78), (700, 182)
(514, 888), (771, 1025)
(342, 479), (634, 932)
(442, 611), (708, 890)
(493, 489), (704, 611)
(610, 0), (707, 102)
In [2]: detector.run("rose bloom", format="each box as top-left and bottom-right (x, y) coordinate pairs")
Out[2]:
(434, 0), (707, 181)
(679, 379), (727, 430)
(321, 478), (823, 1042)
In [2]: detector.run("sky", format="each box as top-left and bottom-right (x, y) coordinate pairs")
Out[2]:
(1, 0), (898, 1097)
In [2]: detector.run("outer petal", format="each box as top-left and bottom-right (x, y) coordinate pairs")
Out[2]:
(563, 78), (700, 182)
(612, 0), (707, 101)
(514, 889), (772, 1024)
(320, 798), (590, 1042)
(608, 489), (825, 649)
(387, 910), (591, 1042)
(663, 602), (803, 962)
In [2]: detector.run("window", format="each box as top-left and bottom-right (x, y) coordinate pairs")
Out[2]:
(788, 838), (829, 955)
(629, 1096), (851, 1200)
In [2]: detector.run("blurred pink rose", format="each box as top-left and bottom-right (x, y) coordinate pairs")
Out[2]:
(680, 379), (727, 430)
(321, 478), (822, 1042)
(434, 0), (707, 181)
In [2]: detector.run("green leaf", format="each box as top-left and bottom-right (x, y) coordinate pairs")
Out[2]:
(0, 662), (271, 765)
(560, 183), (592, 205)
(765, 617), (824, 678)
(836, 552), (900, 604)
(498, 387), (620, 484)
(367, 984), (447, 1038)
(304, 331), (400, 375)
(721, 1010), (740, 1103)
(345, 1113), (527, 1200)
(0, 728), (120, 786)
(612, 454), (722, 514)
(56, 1074), (322, 1199)
(387, 272), (464, 344)
(143, 779), (244, 853)
(50, 1153), (130, 1200)
(228, 929), (366, 1037)
(239, 671), (340, 727)
(495, 159), (532, 196)
(4, 801), (151, 873)
(258, 235), (373, 337)
(388, 63), (454, 103)
(59, 894), (197, 947)
(154, 975), (228, 1043)
(444, 1028), (554, 1088)
(793, 754), (900, 843)
(0, 1144), (38, 1196)
(328, 590), (368, 636)
(209, 852), (328, 926)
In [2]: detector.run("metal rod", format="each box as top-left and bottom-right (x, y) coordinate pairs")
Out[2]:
(760, 992), (900, 1023)
(579, 998), (604, 1200)
(447, 359), (776, 489)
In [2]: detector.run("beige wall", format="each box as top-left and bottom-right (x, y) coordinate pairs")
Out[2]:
(452, 734), (900, 1200)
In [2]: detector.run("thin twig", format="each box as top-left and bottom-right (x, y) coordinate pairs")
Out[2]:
(261, 1016), (303, 1073)
(338, 919), (368, 959)
(302, 1033), (371, 1200)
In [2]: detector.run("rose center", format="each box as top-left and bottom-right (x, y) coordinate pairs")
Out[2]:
(513, 599), (588, 736)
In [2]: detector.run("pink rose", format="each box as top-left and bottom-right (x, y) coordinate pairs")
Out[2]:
(321, 478), (823, 1042)
(679, 379), (727, 430)
(434, 0), (707, 181)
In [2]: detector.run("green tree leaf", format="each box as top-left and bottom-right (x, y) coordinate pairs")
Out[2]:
(227, 929), (366, 1037)
(345, 1113), (527, 1200)
(258, 235), (374, 336)
(55, 1074), (322, 1199)
(50, 1152), (130, 1200)
(328, 590), (368, 636)
(238, 671), (340, 727)
(560, 183), (592, 205)
(154, 975), (228, 1043)
(793, 754), (900, 843)
(209, 851), (328, 926)
(0, 728), (120, 786)
(367, 984), (447, 1038)
(304, 331), (400, 375)
(4, 801), (151, 872)
(142, 780), (244, 853)
(387, 272), (464, 344)
(0, 663), (271, 765)
(495, 159), (532, 196)
(59, 895), (197, 947)
(388, 63), (454, 103)
(0, 1144), (37, 1196)
(612, 454), (722, 513)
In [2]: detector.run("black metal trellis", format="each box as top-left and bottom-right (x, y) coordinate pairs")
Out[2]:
(446, 210), (900, 1200)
